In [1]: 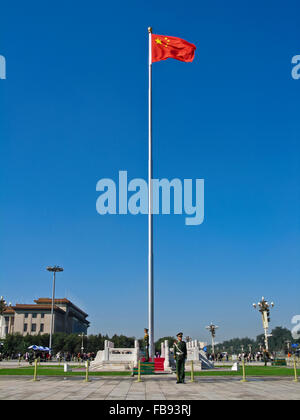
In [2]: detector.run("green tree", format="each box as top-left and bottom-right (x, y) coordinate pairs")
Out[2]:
(52, 333), (68, 354)
(86, 334), (104, 353)
(63, 334), (80, 354)
(256, 327), (293, 352)
(111, 334), (135, 348)
(155, 336), (176, 354)
(2, 333), (24, 355)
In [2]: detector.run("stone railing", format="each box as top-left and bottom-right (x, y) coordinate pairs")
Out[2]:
(91, 340), (140, 370)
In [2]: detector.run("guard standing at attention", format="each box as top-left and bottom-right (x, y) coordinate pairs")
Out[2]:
(174, 332), (187, 383)
(144, 328), (150, 362)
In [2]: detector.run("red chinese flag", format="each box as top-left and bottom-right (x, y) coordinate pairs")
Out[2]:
(151, 34), (196, 63)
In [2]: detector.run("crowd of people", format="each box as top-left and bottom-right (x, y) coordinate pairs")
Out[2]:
(207, 353), (229, 362)
(55, 351), (96, 362)
(237, 351), (275, 362)
(207, 351), (276, 363)
(0, 350), (96, 364)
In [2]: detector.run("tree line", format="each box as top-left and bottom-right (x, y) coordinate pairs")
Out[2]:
(0, 326), (298, 357)
(207, 327), (300, 354)
(0, 333), (135, 356)
(0, 332), (177, 356)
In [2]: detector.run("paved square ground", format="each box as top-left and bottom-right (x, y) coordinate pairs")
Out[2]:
(0, 375), (299, 400)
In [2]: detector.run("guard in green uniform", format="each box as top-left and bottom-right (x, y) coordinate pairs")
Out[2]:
(174, 332), (187, 383)
(144, 328), (150, 362)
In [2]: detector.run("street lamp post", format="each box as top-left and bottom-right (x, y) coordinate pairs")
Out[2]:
(46, 266), (64, 356)
(253, 297), (274, 352)
(79, 332), (87, 354)
(206, 323), (219, 356)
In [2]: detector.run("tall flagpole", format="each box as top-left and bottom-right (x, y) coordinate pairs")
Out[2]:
(148, 26), (154, 359)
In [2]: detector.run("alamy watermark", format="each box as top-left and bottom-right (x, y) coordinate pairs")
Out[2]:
(291, 55), (300, 80)
(291, 315), (300, 339)
(0, 55), (6, 79)
(96, 171), (204, 226)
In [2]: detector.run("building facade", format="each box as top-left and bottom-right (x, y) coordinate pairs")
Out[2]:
(0, 298), (89, 338)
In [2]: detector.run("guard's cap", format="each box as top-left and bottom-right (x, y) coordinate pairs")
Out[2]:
(176, 332), (183, 337)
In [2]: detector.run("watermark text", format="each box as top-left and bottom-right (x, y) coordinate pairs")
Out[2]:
(292, 55), (300, 80)
(0, 55), (6, 79)
(291, 315), (300, 339)
(96, 171), (204, 226)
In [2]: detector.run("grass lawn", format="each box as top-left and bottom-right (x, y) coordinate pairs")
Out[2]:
(0, 366), (132, 376)
(0, 365), (299, 377)
(186, 366), (300, 377)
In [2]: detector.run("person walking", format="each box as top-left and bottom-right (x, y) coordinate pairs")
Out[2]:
(174, 332), (187, 384)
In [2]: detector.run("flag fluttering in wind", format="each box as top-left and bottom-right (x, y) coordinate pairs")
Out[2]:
(151, 34), (196, 63)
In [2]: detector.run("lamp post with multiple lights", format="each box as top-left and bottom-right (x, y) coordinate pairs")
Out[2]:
(46, 266), (64, 356)
(252, 297), (274, 352)
(206, 323), (218, 356)
(79, 332), (87, 354)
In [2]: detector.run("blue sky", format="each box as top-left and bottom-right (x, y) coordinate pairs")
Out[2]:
(0, 0), (299, 343)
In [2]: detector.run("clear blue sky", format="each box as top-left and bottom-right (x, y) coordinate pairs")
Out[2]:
(1, 0), (299, 343)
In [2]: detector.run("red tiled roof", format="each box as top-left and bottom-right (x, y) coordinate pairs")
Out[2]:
(34, 298), (71, 304)
(3, 307), (15, 314)
(13, 304), (65, 314)
(34, 298), (88, 317)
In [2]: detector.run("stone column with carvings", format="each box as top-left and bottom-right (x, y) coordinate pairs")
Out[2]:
(104, 340), (109, 361)
(164, 339), (170, 369)
(134, 340), (140, 366)
(161, 342), (165, 358)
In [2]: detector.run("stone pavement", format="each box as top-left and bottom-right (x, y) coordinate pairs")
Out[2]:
(0, 375), (300, 400)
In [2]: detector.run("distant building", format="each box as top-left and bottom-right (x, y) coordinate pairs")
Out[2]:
(0, 298), (89, 338)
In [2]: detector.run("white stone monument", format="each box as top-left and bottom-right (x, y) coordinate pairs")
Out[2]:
(185, 340), (214, 371)
(90, 340), (140, 371)
(162, 339), (172, 371)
